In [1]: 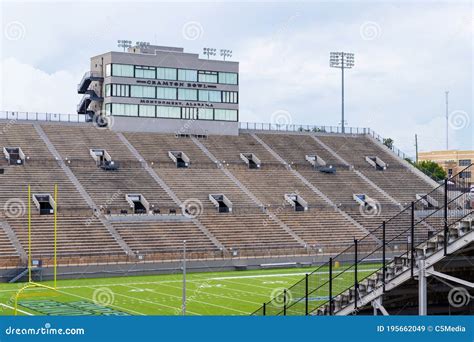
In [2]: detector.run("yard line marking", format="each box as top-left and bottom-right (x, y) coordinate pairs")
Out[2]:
(119, 284), (248, 315)
(0, 303), (34, 316)
(138, 279), (265, 307)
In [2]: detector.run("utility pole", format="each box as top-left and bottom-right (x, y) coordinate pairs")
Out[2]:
(182, 240), (187, 316)
(415, 134), (419, 163)
(445, 91), (449, 150)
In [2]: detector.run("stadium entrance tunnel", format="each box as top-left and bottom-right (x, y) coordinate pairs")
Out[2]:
(240, 153), (261, 169)
(90, 149), (119, 171)
(306, 154), (335, 173)
(126, 194), (150, 214)
(3, 147), (26, 165)
(33, 194), (55, 215)
(209, 194), (232, 213)
(168, 151), (190, 168)
(365, 156), (387, 170)
(285, 194), (308, 212)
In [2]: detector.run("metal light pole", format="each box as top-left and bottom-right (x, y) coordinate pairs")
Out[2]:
(203, 47), (217, 59)
(445, 91), (449, 150)
(220, 49), (232, 61)
(182, 240), (187, 316)
(330, 52), (355, 133)
(117, 40), (132, 52)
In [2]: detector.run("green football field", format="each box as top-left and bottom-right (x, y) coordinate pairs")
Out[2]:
(0, 264), (378, 316)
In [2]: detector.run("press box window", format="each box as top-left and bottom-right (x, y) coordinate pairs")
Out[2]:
(178, 89), (197, 101)
(222, 91), (238, 104)
(139, 105), (156, 117)
(198, 71), (218, 83)
(218, 72), (238, 85)
(459, 159), (471, 166)
(111, 103), (138, 116)
(105, 64), (111, 77)
(135, 65), (156, 79)
(131, 85), (155, 99)
(156, 67), (177, 80)
(157, 106), (181, 119)
(199, 90), (221, 103)
(178, 69), (197, 82)
(198, 109), (213, 120)
(156, 87), (177, 100)
(214, 109), (238, 121)
(182, 107), (198, 120)
(111, 64), (134, 77)
(111, 84), (130, 97)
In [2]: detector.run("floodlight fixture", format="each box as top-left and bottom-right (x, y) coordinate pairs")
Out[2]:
(203, 47), (217, 59)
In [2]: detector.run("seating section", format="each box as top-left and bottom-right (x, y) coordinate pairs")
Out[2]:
(7, 215), (124, 263)
(0, 123), (54, 161)
(230, 169), (327, 207)
(318, 135), (436, 205)
(202, 133), (279, 166)
(0, 120), (447, 266)
(198, 210), (303, 253)
(276, 208), (367, 250)
(0, 164), (89, 212)
(156, 168), (255, 209)
(257, 133), (343, 167)
(41, 124), (136, 161)
(123, 133), (213, 167)
(70, 166), (174, 213)
(113, 220), (218, 255)
(298, 169), (391, 207)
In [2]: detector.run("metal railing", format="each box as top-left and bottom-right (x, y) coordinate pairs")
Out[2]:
(252, 163), (473, 316)
(239, 122), (369, 134)
(0, 111), (86, 123)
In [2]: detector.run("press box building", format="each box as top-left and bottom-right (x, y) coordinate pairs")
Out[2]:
(77, 44), (239, 135)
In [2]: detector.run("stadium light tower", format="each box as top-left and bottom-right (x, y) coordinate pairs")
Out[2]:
(330, 52), (355, 133)
(117, 40), (132, 52)
(220, 49), (232, 61)
(203, 47), (217, 59)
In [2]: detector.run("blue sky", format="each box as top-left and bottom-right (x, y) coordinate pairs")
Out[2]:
(0, 0), (472, 156)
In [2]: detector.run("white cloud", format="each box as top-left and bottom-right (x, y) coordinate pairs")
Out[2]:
(0, 58), (81, 113)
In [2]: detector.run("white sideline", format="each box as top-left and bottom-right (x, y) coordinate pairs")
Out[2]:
(0, 303), (33, 316)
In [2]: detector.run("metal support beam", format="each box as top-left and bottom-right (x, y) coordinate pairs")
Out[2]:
(427, 268), (474, 288)
(372, 297), (389, 316)
(418, 258), (427, 315)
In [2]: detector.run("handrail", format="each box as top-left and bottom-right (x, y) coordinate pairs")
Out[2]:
(252, 163), (473, 315)
(239, 122), (369, 135)
(0, 111), (86, 123)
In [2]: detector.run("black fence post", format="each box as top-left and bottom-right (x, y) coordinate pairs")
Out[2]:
(305, 273), (309, 316)
(354, 238), (358, 310)
(263, 302), (266, 316)
(329, 257), (333, 315)
(382, 221), (386, 293)
(283, 289), (287, 316)
(411, 201), (415, 278)
(444, 178), (448, 256)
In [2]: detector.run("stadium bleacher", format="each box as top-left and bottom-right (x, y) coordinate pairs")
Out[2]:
(0, 120), (440, 266)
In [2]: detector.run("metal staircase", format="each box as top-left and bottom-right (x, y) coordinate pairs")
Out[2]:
(252, 163), (474, 316)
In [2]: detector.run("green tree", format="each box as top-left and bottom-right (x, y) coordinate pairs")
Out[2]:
(415, 160), (447, 181)
(383, 138), (394, 149)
